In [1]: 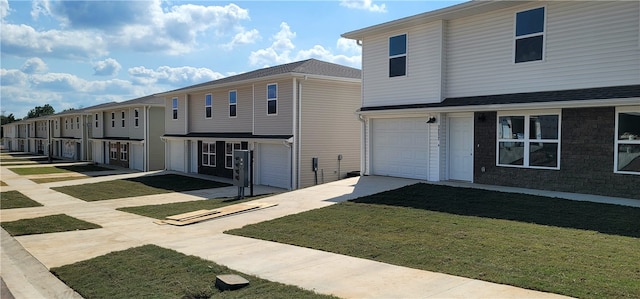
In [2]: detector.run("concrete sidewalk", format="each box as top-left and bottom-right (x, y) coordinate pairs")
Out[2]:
(1, 166), (572, 298)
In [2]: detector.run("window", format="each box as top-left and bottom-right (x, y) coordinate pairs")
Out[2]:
(134, 109), (139, 127)
(615, 107), (640, 174)
(110, 143), (118, 159)
(225, 142), (241, 169)
(95, 113), (99, 128)
(202, 142), (216, 167)
(229, 90), (237, 117)
(172, 98), (178, 120)
(515, 7), (545, 63)
(111, 112), (115, 127)
(121, 111), (125, 127)
(55, 120), (58, 130)
(205, 94), (212, 119)
(497, 111), (560, 169)
(120, 143), (128, 161)
(76, 117), (80, 129)
(267, 84), (277, 115)
(389, 34), (407, 77)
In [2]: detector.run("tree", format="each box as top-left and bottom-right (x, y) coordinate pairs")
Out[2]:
(25, 104), (55, 119)
(1, 113), (17, 125)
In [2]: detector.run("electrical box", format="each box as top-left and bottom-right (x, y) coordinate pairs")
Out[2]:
(312, 157), (318, 172)
(233, 150), (250, 187)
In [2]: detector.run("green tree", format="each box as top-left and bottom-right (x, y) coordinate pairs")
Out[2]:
(1, 113), (17, 125)
(25, 104), (55, 119)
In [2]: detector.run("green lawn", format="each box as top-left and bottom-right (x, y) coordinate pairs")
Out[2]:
(118, 195), (271, 219)
(1, 214), (101, 236)
(52, 174), (231, 201)
(1, 190), (43, 209)
(9, 165), (111, 175)
(227, 183), (640, 299)
(31, 176), (88, 184)
(51, 244), (336, 299)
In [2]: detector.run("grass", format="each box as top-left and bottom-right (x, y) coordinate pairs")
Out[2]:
(9, 164), (111, 175)
(228, 183), (640, 299)
(118, 195), (272, 219)
(31, 176), (88, 184)
(51, 244), (336, 299)
(52, 174), (231, 201)
(1, 191), (43, 209)
(1, 214), (101, 236)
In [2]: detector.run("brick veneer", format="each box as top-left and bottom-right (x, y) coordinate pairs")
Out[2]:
(473, 107), (640, 199)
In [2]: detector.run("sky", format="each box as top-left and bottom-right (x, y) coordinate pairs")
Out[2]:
(1, 0), (464, 119)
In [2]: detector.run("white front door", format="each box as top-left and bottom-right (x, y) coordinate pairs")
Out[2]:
(449, 116), (473, 182)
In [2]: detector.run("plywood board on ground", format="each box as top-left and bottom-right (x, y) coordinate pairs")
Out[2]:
(165, 209), (218, 221)
(158, 202), (278, 226)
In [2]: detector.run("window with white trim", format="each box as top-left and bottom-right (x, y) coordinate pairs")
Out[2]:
(111, 112), (115, 127)
(389, 34), (407, 77)
(229, 90), (237, 117)
(205, 94), (212, 119)
(202, 142), (216, 167)
(95, 113), (99, 128)
(515, 7), (545, 63)
(134, 109), (139, 127)
(267, 84), (277, 115)
(615, 107), (640, 174)
(497, 111), (560, 169)
(121, 111), (125, 127)
(120, 143), (128, 161)
(110, 143), (118, 159)
(69, 118), (72, 130)
(225, 142), (241, 169)
(172, 98), (178, 120)
(76, 117), (80, 129)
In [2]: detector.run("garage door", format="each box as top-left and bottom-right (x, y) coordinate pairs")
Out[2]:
(371, 118), (429, 179)
(132, 144), (144, 171)
(169, 140), (185, 172)
(259, 143), (291, 189)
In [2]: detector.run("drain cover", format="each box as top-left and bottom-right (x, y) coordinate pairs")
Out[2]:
(215, 274), (249, 291)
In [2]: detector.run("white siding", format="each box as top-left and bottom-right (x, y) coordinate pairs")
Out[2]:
(362, 21), (444, 108)
(446, 1), (640, 97)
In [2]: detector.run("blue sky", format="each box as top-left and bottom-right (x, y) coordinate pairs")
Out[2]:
(1, 0), (463, 118)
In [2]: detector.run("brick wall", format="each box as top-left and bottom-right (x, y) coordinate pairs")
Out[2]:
(473, 107), (640, 199)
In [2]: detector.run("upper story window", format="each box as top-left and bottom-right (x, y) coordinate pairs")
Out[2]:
(497, 110), (560, 169)
(55, 120), (58, 130)
(515, 7), (545, 63)
(121, 111), (126, 127)
(69, 118), (73, 129)
(111, 112), (115, 127)
(134, 109), (140, 127)
(229, 90), (237, 117)
(267, 84), (277, 115)
(76, 117), (80, 129)
(205, 94), (212, 119)
(615, 107), (640, 175)
(95, 113), (99, 128)
(389, 34), (407, 77)
(172, 98), (178, 120)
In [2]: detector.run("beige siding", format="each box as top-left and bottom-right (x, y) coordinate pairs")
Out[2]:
(92, 112), (104, 139)
(165, 96), (187, 134)
(188, 85), (253, 133)
(35, 120), (48, 138)
(60, 116), (83, 138)
(362, 21), (444, 108)
(148, 107), (166, 170)
(254, 79), (294, 136)
(129, 107), (144, 140)
(446, 1), (640, 97)
(298, 79), (361, 188)
(104, 109), (130, 138)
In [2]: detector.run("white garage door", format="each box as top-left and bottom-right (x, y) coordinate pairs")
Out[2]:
(169, 140), (185, 172)
(132, 144), (144, 171)
(371, 118), (429, 180)
(259, 143), (291, 189)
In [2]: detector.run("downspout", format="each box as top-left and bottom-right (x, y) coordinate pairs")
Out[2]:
(292, 78), (297, 190)
(298, 76), (306, 189)
(144, 105), (150, 172)
(358, 114), (367, 176)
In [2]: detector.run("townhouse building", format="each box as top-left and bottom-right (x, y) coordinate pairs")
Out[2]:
(160, 59), (361, 190)
(342, 1), (640, 198)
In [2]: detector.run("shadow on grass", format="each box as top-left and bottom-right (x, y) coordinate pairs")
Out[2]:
(352, 183), (640, 238)
(125, 174), (231, 192)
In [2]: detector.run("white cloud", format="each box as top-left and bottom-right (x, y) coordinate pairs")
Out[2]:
(249, 23), (361, 68)
(0, 23), (108, 60)
(222, 28), (261, 50)
(128, 66), (224, 86)
(93, 58), (122, 76)
(1, 0), (10, 20)
(337, 37), (361, 53)
(340, 0), (387, 13)
(30, 0), (51, 20)
(1, 69), (29, 86)
(21, 58), (48, 74)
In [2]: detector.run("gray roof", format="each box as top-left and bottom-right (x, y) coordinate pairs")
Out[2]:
(161, 59), (361, 95)
(84, 95), (164, 111)
(359, 85), (640, 112)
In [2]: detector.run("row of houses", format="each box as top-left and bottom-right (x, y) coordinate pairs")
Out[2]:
(3, 1), (639, 199)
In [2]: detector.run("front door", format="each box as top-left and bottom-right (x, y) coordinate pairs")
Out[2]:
(449, 115), (473, 181)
